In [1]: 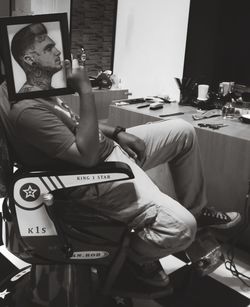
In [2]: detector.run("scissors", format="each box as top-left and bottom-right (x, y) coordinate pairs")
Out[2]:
(198, 123), (228, 130)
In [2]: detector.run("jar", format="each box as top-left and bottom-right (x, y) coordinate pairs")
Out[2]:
(222, 102), (235, 119)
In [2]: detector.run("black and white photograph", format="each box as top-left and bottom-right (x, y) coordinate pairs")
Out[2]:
(0, 13), (72, 100)
(0, 1), (250, 307)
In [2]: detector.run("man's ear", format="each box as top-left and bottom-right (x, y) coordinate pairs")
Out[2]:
(22, 54), (35, 66)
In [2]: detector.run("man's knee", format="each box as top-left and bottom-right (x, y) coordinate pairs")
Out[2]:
(133, 211), (197, 259)
(162, 212), (197, 252)
(171, 119), (196, 151)
(150, 209), (197, 251)
(176, 119), (195, 138)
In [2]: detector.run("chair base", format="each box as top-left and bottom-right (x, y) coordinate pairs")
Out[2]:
(0, 265), (95, 307)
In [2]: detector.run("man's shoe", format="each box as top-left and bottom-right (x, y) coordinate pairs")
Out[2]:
(197, 207), (241, 229)
(129, 260), (170, 288)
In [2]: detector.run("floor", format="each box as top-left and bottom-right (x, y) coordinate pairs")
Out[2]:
(0, 242), (250, 306)
(133, 249), (250, 307)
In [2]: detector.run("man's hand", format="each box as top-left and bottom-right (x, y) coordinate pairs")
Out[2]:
(117, 132), (146, 166)
(64, 59), (92, 95)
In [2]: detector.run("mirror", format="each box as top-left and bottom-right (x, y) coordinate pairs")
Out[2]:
(70, 0), (117, 76)
(184, 0), (250, 90)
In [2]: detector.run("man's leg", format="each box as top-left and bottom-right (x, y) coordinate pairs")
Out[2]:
(127, 119), (241, 228)
(127, 119), (207, 216)
(105, 145), (197, 287)
(72, 144), (197, 259)
(72, 145), (197, 287)
(96, 145), (197, 259)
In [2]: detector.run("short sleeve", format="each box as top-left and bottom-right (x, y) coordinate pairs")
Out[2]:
(14, 105), (75, 159)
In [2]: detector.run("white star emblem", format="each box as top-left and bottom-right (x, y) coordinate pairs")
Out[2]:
(0, 289), (10, 299)
(22, 185), (37, 199)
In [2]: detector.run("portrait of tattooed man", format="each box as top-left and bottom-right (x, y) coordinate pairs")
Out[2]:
(0, 14), (72, 100)
(10, 22), (63, 93)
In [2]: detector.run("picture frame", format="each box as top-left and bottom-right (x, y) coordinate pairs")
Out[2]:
(0, 13), (73, 101)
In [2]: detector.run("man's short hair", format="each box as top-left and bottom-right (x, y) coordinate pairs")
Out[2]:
(11, 23), (47, 67)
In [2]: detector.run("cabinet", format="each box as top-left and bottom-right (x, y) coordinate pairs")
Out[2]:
(62, 89), (129, 120)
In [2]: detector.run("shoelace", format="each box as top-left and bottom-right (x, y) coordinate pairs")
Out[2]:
(202, 208), (230, 221)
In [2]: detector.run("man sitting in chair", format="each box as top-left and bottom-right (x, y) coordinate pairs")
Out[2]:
(0, 23), (241, 289)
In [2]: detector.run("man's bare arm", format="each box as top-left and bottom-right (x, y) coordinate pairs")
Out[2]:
(57, 60), (99, 167)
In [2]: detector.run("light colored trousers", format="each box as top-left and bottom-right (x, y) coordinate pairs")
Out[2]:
(75, 119), (208, 263)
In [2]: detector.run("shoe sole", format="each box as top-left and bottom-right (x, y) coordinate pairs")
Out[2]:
(209, 213), (242, 229)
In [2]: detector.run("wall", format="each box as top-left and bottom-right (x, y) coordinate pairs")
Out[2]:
(30, 0), (71, 27)
(12, 0), (32, 15)
(13, 0), (70, 26)
(30, 0), (70, 15)
(71, 0), (117, 75)
(113, 0), (191, 99)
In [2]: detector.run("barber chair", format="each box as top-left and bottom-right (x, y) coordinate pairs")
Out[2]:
(0, 121), (172, 306)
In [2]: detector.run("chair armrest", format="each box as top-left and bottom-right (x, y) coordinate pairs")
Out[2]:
(5, 161), (135, 258)
(3, 161), (134, 241)
(11, 161), (134, 194)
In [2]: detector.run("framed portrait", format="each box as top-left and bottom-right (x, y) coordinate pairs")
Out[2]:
(0, 13), (73, 101)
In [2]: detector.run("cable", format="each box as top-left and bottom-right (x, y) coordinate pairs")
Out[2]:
(224, 180), (250, 287)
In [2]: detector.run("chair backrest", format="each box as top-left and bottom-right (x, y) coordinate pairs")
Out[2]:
(0, 82), (13, 198)
(0, 123), (11, 198)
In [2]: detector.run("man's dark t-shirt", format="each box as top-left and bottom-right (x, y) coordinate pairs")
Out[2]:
(1, 82), (115, 170)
